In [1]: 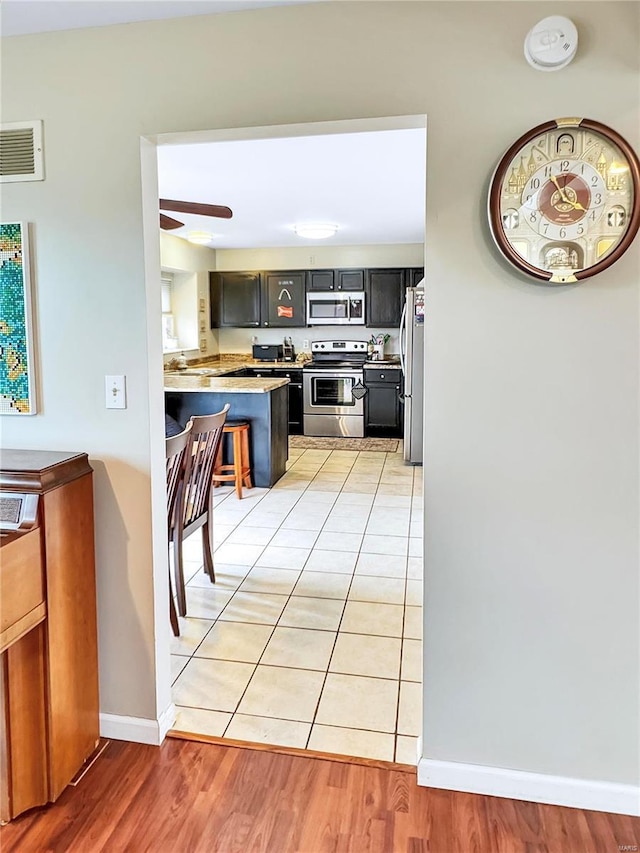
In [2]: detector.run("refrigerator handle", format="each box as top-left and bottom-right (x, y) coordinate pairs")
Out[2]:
(399, 300), (408, 376)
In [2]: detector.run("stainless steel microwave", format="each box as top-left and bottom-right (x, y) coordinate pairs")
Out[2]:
(306, 291), (366, 325)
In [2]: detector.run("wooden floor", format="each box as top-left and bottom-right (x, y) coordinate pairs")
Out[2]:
(1, 738), (638, 852)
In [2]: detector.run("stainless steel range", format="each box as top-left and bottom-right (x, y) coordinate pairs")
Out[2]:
(303, 340), (368, 437)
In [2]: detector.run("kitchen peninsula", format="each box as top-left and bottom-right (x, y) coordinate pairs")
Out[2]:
(164, 372), (289, 487)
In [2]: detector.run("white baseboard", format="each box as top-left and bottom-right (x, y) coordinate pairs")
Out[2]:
(418, 758), (640, 816)
(100, 703), (176, 746)
(158, 702), (177, 741)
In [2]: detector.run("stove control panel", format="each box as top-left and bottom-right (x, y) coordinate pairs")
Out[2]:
(311, 340), (368, 353)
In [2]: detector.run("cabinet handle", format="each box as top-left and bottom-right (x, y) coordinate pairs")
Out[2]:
(264, 322), (269, 326)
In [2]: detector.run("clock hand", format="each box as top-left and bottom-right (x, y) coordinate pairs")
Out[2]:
(549, 174), (587, 212)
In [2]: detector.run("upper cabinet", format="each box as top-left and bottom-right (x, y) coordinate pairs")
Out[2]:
(307, 269), (365, 291)
(261, 271), (306, 328)
(210, 271), (261, 328)
(211, 266), (424, 329)
(367, 267), (424, 327)
(210, 270), (306, 328)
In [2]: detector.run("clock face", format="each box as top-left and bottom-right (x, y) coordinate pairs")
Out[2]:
(488, 119), (640, 282)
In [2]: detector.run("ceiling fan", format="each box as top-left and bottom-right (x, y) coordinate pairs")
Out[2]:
(159, 198), (233, 231)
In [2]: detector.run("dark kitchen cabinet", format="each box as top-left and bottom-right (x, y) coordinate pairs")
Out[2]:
(245, 367), (303, 434)
(307, 269), (335, 291)
(245, 368), (276, 377)
(407, 267), (425, 288)
(366, 267), (424, 327)
(366, 268), (406, 328)
(262, 271), (306, 328)
(211, 266), (423, 329)
(336, 269), (365, 291)
(210, 272), (261, 328)
(364, 367), (403, 438)
(306, 268), (365, 291)
(211, 271), (307, 328)
(282, 368), (303, 435)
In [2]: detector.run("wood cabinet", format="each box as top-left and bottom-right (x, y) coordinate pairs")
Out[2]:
(211, 271), (306, 328)
(307, 269), (365, 291)
(210, 271), (261, 328)
(364, 367), (404, 438)
(211, 266), (423, 329)
(336, 269), (365, 291)
(282, 368), (303, 435)
(307, 269), (335, 291)
(366, 267), (424, 328)
(366, 268), (405, 327)
(261, 271), (306, 328)
(244, 367), (303, 434)
(407, 267), (425, 287)
(0, 450), (99, 823)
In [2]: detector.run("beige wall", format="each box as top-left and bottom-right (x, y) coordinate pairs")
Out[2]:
(1, 2), (638, 788)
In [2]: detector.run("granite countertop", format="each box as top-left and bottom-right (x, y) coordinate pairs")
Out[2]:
(164, 356), (309, 380)
(164, 374), (289, 394)
(364, 360), (401, 368)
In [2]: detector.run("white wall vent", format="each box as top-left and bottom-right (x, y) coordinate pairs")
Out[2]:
(0, 120), (44, 182)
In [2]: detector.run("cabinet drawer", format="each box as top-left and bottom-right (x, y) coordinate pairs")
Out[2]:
(364, 368), (402, 384)
(0, 528), (45, 642)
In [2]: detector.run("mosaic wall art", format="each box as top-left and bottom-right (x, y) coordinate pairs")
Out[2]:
(0, 223), (37, 414)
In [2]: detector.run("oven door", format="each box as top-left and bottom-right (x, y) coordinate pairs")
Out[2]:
(303, 370), (364, 416)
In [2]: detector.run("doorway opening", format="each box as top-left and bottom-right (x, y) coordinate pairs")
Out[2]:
(142, 115), (427, 765)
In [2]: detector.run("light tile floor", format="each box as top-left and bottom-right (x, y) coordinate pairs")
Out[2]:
(171, 441), (423, 765)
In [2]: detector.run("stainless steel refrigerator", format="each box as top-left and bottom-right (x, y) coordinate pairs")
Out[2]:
(399, 284), (425, 464)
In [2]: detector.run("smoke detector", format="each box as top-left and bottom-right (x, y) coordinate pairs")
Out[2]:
(524, 16), (578, 72)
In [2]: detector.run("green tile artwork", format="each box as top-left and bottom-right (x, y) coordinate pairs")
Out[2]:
(0, 222), (36, 414)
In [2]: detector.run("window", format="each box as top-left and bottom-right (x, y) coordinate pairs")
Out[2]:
(161, 273), (178, 351)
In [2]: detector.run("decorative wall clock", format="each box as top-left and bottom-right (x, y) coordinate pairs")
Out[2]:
(488, 118), (640, 283)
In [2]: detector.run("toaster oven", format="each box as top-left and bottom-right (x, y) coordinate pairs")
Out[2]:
(252, 344), (284, 361)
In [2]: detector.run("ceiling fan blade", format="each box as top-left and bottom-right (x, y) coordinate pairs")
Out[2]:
(160, 199), (233, 219)
(160, 213), (184, 230)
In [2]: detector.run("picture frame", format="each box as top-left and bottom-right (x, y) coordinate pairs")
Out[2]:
(0, 222), (37, 414)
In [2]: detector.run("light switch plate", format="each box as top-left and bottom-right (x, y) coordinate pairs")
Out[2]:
(105, 375), (126, 409)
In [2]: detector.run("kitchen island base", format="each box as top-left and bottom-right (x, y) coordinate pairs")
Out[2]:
(165, 384), (288, 489)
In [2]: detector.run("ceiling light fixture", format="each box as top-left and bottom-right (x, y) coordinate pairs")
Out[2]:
(186, 231), (214, 245)
(293, 223), (338, 240)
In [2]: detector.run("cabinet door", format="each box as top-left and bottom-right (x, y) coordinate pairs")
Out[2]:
(336, 269), (365, 291)
(307, 270), (335, 291)
(366, 269), (406, 327)
(210, 272), (261, 328)
(365, 383), (403, 437)
(284, 371), (303, 434)
(262, 271), (306, 328)
(407, 267), (425, 287)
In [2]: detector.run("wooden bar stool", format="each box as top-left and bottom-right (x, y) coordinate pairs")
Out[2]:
(212, 420), (253, 499)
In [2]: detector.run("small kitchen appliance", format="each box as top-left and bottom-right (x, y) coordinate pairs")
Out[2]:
(282, 337), (295, 361)
(306, 291), (365, 326)
(303, 340), (368, 437)
(252, 344), (284, 361)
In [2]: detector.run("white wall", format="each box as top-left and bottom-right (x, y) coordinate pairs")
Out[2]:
(215, 243), (424, 270)
(1, 1), (638, 799)
(160, 232), (219, 360)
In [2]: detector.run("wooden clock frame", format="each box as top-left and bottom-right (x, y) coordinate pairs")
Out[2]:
(488, 118), (640, 283)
